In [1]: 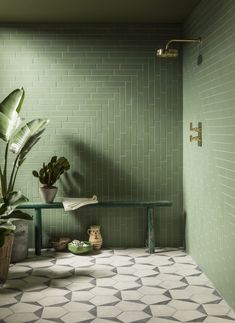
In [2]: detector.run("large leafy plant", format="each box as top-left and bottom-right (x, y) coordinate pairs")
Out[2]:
(0, 88), (49, 246)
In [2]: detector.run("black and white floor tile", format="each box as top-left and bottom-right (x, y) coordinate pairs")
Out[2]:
(0, 249), (235, 323)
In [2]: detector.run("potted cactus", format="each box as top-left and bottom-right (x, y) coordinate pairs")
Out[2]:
(32, 156), (70, 203)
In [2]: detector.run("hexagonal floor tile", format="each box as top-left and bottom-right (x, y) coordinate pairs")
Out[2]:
(159, 280), (187, 290)
(0, 296), (17, 306)
(50, 278), (72, 288)
(168, 299), (199, 310)
(116, 301), (147, 311)
(66, 282), (94, 291)
(71, 291), (94, 301)
(90, 287), (118, 296)
(97, 305), (122, 317)
(90, 270), (115, 278)
(203, 303), (230, 315)
(169, 289), (193, 300)
(121, 290), (143, 301)
(133, 270), (157, 277)
(41, 287), (70, 297)
(117, 267), (137, 275)
(7, 265), (31, 279)
(203, 317), (235, 323)
(38, 296), (69, 306)
(96, 277), (117, 286)
(41, 306), (67, 319)
(0, 308), (13, 320)
(34, 265), (73, 279)
(90, 295), (120, 306)
(141, 294), (170, 305)
(10, 302), (42, 313)
(20, 291), (45, 302)
(114, 281), (140, 290)
(3, 312), (39, 322)
(138, 286), (166, 295)
(174, 310), (206, 322)
(150, 304), (176, 316)
(61, 311), (95, 322)
(117, 311), (150, 322)
(63, 301), (94, 312)
(191, 293), (221, 304)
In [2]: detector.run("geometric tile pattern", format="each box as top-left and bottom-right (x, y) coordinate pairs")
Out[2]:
(1, 249), (235, 322)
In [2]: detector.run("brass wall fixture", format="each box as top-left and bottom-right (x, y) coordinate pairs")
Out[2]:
(190, 122), (202, 146)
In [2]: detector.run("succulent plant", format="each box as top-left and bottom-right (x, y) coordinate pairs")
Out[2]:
(32, 156), (70, 188)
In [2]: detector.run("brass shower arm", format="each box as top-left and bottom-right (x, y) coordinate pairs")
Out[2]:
(165, 38), (201, 50)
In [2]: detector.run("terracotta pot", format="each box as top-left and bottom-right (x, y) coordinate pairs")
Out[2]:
(39, 186), (58, 203)
(87, 225), (103, 250)
(0, 234), (14, 285)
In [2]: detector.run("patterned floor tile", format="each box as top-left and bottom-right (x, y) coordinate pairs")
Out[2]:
(174, 309), (207, 322)
(117, 311), (150, 322)
(121, 290), (143, 300)
(0, 248), (234, 323)
(150, 304), (176, 316)
(97, 305), (122, 317)
(41, 306), (68, 318)
(61, 311), (95, 322)
(90, 295), (120, 306)
(3, 312), (39, 322)
(0, 308), (13, 320)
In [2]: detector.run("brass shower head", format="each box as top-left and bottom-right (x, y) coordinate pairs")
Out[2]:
(156, 38), (201, 58)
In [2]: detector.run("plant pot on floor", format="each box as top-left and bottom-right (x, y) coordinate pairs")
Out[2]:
(40, 186), (58, 203)
(11, 219), (29, 263)
(0, 234), (14, 285)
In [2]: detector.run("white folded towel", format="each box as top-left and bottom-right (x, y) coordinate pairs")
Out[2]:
(63, 195), (98, 211)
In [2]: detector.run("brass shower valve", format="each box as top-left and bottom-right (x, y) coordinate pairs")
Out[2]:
(190, 122), (202, 146)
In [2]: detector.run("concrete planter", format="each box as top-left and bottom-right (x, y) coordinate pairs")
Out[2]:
(39, 186), (58, 203)
(11, 219), (29, 263)
(0, 234), (14, 285)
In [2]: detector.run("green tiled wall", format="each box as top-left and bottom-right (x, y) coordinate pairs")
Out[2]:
(183, 0), (235, 310)
(0, 24), (183, 248)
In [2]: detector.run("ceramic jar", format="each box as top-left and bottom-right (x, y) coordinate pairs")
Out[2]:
(87, 225), (103, 250)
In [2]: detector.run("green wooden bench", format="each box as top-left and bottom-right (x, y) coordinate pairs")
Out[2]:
(17, 201), (172, 255)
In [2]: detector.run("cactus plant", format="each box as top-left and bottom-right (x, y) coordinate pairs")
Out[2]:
(32, 156), (70, 188)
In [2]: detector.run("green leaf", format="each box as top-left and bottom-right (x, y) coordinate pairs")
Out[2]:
(1, 210), (33, 220)
(32, 170), (39, 177)
(0, 191), (28, 217)
(0, 88), (24, 142)
(51, 156), (57, 163)
(10, 119), (49, 155)
(0, 220), (16, 231)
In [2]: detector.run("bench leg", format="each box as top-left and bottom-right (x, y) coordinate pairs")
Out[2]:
(34, 208), (42, 256)
(147, 207), (155, 253)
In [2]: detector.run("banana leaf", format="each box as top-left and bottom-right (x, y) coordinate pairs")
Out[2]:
(10, 119), (49, 155)
(0, 191), (28, 217)
(1, 210), (33, 221)
(0, 88), (24, 142)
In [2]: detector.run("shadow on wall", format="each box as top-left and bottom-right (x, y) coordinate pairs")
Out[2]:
(59, 138), (147, 247)
(60, 138), (137, 200)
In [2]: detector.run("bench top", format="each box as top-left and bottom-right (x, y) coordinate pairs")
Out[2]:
(17, 200), (172, 209)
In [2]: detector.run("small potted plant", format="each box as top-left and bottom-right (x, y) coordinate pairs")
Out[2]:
(32, 156), (70, 203)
